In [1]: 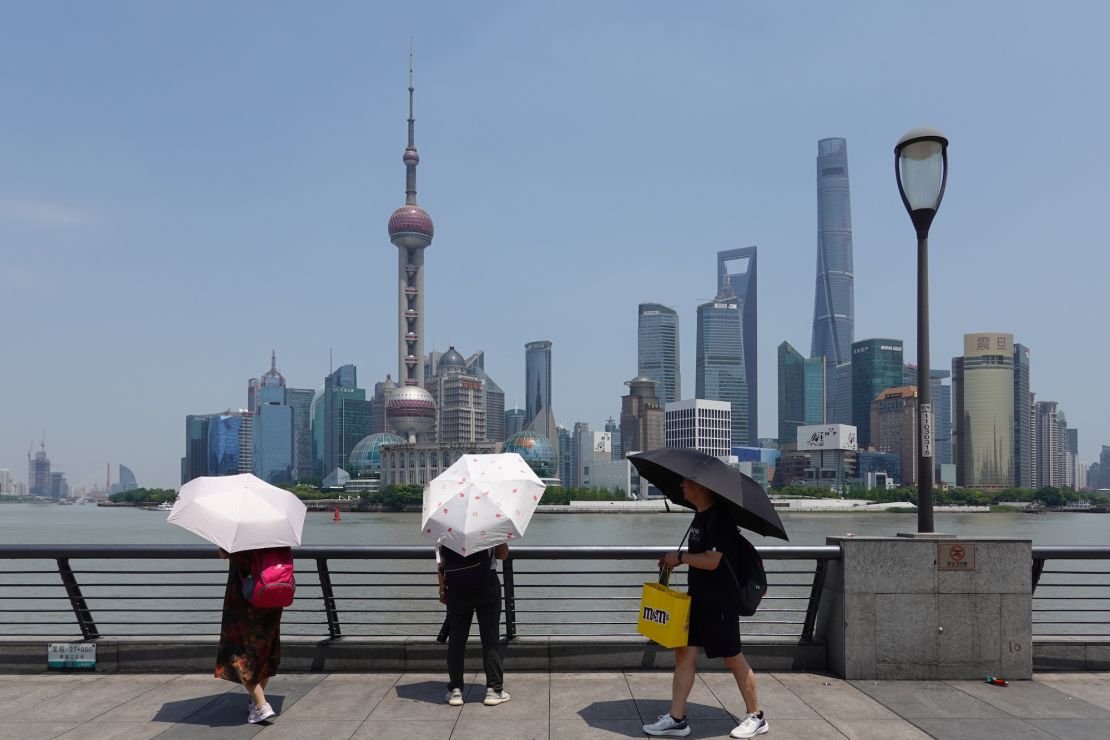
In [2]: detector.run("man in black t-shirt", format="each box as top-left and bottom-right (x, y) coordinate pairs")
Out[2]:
(642, 479), (768, 739)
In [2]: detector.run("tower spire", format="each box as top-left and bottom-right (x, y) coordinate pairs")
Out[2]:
(271, 349), (277, 372)
(404, 41), (419, 206)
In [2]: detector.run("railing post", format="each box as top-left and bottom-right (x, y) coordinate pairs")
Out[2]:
(57, 558), (99, 640)
(1031, 557), (1045, 594)
(801, 558), (828, 642)
(315, 558), (342, 640)
(502, 557), (517, 640)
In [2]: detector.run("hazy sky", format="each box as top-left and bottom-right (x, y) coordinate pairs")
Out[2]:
(2, 1), (1107, 490)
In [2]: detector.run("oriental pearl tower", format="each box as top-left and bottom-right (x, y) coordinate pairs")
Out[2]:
(385, 54), (437, 443)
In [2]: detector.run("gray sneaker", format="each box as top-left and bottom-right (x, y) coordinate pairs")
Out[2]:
(730, 711), (768, 738)
(643, 713), (691, 737)
(483, 687), (511, 706)
(445, 688), (464, 706)
(248, 702), (275, 724)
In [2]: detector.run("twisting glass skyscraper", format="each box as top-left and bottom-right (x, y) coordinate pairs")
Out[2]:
(811, 138), (855, 421)
(638, 303), (681, 405)
(696, 282), (749, 446)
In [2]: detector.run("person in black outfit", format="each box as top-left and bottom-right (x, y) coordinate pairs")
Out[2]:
(437, 542), (510, 707)
(643, 479), (768, 739)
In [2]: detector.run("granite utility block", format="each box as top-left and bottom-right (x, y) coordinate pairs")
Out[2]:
(815, 536), (1033, 680)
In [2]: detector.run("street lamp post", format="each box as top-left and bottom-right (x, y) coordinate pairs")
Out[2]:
(895, 128), (948, 534)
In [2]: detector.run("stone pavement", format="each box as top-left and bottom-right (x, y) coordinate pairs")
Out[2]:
(1, 671), (1109, 740)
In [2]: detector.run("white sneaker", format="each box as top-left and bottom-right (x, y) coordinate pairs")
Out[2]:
(731, 711), (768, 738)
(445, 688), (464, 706)
(248, 703), (275, 724)
(483, 687), (510, 706)
(643, 713), (691, 737)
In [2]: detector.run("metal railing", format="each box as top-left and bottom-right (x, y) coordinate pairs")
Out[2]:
(0, 545), (839, 642)
(1031, 546), (1110, 638)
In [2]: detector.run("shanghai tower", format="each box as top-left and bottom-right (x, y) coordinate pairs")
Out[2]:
(810, 138), (855, 421)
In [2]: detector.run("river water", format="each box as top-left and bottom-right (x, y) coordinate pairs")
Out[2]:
(4, 503), (1110, 547)
(2, 505), (1107, 639)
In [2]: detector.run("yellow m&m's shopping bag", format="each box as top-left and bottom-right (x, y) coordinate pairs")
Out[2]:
(636, 581), (690, 648)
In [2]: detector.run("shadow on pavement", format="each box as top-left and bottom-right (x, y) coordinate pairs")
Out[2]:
(393, 680), (451, 704)
(157, 692), (286, 727)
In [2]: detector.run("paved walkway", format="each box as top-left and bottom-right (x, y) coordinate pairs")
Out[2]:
(1, 671), (1108, 739)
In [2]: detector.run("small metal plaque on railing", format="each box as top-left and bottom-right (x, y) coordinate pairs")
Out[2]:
(48, 642), (96, 669)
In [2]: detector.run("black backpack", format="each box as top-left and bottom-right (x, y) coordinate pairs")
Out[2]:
(678, 515), (767, 617)
(439, 546), (495, 591)
(722, 533), (768, 617)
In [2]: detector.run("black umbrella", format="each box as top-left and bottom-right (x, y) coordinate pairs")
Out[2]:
(629, 448), (788, 541)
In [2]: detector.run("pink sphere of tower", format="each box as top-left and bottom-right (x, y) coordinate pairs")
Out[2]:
(388, 205), (434, 249)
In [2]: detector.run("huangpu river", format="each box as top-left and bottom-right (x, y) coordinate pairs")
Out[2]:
(1, 504), (1108, 638)
(2, 502), (1110, 547)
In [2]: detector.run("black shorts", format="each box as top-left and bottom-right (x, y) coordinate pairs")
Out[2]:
(686, 599), (742, 659)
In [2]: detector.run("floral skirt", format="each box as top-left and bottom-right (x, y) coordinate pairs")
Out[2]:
(214, 566), (282, 685)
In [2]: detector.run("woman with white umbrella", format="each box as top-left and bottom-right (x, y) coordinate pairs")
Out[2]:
(423, 453), (545, 707)
(168, 473), (306, 725)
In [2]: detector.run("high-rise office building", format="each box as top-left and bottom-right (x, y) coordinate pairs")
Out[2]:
(665, 399), (731, 457)
(285, 387), (315, 482)
(718, 247), (758, 445)
(620, 375), (665, 456)
(504, 408), (527, 439)
(370, 377), (395, 435)
(524, 340), (553, 428)
(183, 414), (215, 484)
(871, 386), (919, 485)
(778, 342), (806, 445)
(556, 425), (574, 486)
(109, 464), (138, 495)
(0, 469), (12, 496)
(317, 364), (372, 477)
(252, 352), (294, 485)
(28, 445), (51, 498)
(464, 350), (505, 443)
(952, 333), (1015, 489)
(805, 359), (827, 429)
(1013, 343), (1032, 488)
(778, 341), (826, 445)
(811, 138), (855, 423)
(428, 347), (486, 444)
(1067, 426), (1079, 490)
(850, 338), (904, 449)
(208, 411), (254, 476)
(605, 416), (622, 460)
(903, 364), (953, 474)
(572, 422), (589, 487)
(637, 303), (681, 405)
(833, 362), (853, 425)
(696, 281), (749, 446)
(1034, 401), (1072, 489)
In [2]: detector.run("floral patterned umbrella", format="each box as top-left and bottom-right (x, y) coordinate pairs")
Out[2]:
(421, 453), (546, 556)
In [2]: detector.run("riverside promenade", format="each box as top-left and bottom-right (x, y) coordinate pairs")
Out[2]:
(1, 670), (1109, 740)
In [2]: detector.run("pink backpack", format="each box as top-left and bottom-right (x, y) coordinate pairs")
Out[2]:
(241, 547), (295, 608)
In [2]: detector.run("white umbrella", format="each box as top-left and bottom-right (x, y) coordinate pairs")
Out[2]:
(167, 473), (307, 553)
(421, 453), (545, 556)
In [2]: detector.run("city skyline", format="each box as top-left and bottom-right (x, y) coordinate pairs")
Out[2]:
(2, 3), (1108, 488)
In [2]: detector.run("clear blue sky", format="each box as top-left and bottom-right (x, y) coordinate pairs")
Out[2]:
(2, 1), (1106, 490)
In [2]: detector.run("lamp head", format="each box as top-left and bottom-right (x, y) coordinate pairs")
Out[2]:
(895, 127), (949, 237)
